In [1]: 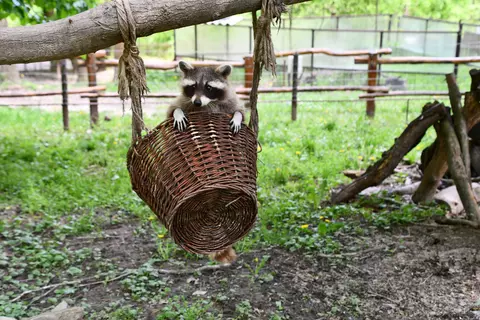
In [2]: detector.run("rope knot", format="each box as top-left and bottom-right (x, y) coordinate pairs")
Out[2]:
(114, 0), (149, 141)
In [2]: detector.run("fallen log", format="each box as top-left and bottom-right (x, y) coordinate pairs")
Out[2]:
(330, 102), (447, 204)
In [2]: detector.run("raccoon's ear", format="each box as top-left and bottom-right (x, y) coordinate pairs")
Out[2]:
(178, 61), (194, 73)
(215, 64), (232, 78)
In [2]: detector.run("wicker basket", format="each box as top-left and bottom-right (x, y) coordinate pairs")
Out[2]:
(127, 111), (258, 254)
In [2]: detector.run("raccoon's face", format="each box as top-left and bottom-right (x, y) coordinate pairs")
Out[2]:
(178, 61), (232, 107)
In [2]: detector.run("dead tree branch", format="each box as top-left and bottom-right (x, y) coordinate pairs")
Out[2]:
(414, 71), (480, 203)
(432, 116), (480, 227)
(446, 73), (470, 178)
(330, 102), (446, 204)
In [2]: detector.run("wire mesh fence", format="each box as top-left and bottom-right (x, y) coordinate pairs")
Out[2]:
(2, 14), (480, 121)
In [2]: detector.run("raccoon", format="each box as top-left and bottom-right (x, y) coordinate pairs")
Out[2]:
(167, 61), (242, 264)
(167, 60), (244, 134)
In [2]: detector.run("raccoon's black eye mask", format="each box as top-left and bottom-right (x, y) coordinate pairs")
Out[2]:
(204, 82), (224, 100)
(183, 84), (196, 97)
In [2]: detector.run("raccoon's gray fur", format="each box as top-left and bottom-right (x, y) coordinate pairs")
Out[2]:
(167, 61), (245, 133)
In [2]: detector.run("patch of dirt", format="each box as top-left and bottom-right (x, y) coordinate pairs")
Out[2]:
(61, 221), (480, 319)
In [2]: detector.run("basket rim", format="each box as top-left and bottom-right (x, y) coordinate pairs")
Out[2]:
(136, 111), (257, 144)
(166, 184), (257, 226)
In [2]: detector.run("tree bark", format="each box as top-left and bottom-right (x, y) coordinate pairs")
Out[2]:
(446, 73), (470, 178)
(0, 19), (20, 82)
(330, 102), (446, 204)
(414, 73), (480, 203)
(0, 0), (309, 65)
(433, 116), (480, 227)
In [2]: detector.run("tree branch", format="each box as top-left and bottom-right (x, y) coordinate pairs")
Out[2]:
(330, 102), (446, 204)
(0, 0), (310, 65)
(446, 73), (470, 178)
(438, 115), (480, 225)
(414, 89), (480, 203)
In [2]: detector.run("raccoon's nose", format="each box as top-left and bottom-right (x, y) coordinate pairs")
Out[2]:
(193, 98), (202, 106)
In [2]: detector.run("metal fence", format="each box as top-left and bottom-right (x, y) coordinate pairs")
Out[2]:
(174, 14), (480, 72)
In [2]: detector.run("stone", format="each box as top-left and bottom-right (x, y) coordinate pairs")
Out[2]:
(50, 301), (68, 313)
(27, 307), (84, 320)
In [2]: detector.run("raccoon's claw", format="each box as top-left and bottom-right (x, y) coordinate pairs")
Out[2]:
(173, 108), (188, 132)
(230, 120), (241, 134)
(230, 111), (243, 135)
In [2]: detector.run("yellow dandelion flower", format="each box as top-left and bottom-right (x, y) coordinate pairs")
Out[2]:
(369, 156), (376, 161)
(300, 224), (309, 229)
(358, 156), (363, 161)
(148, 215), (156, 221)
(113, 141), (118, 145)
(157, 234), (165, 239)
(319, 215), (324, 219)
(325, 219), (331, 223)
(296, 151), (301, 155)
(339, 149), (345, 153)
(276, 168), (281, 172)
(280, 147), (285, 151)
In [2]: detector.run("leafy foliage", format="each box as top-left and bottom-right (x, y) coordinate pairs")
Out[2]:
(0, 0), (97, 24)
(293, 0), (480, 22)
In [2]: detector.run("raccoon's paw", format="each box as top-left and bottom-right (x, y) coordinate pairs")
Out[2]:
(229, 111), (243, 134)
(173, 108), (188, 132)
(209, 246), (237, 264)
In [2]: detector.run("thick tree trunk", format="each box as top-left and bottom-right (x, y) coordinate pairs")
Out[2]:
(0, 0), (309, 65)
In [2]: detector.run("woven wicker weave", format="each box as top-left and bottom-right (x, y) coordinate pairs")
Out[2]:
(127, 111), (258, 254)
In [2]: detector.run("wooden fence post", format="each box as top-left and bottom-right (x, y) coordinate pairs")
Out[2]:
(60, 59), (69, 131)
(86, 53), (99, 126)
(291, 53), (299, 121)
(366, 53), (378, 118)
(244, 56), (254, 88)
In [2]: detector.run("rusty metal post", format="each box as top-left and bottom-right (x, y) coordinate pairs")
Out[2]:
(173, 29), (177, 61)
(244, 56), (254, 88)
(454, 21), (463, 77)
(310, 29), (315, 72)
(86, 53), (99, 126)
(249, 26), (253, 54)
(60, 59), (69, 131)
(194, 24), (198, 60)
(423, 19), (429, 56)
(291, 53), (299, 121)
(377, 31), (384, 85)
(366, 53), (378, 118)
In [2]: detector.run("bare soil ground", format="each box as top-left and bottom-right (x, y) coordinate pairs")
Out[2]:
(60, 218), (480, 319)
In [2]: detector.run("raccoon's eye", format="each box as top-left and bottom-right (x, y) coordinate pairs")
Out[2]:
(205, 84), (212, 91)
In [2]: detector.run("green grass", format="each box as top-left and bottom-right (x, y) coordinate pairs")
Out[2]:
(0, 97), (446, 318)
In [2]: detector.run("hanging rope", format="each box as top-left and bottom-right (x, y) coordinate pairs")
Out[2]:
(248, 0), (286, 136)
(114, 0), (149, 142)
